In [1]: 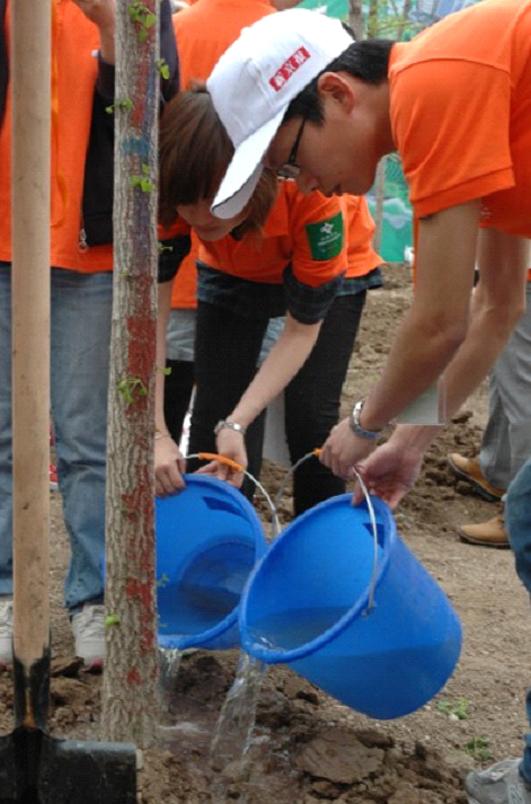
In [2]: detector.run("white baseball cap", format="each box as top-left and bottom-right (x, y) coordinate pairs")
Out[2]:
(206, 9), (353, 219)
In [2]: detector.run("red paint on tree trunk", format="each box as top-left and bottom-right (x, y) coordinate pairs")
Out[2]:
(125, 576), (156, 653)
(131, 56), (151, 128)
(126, 275), (156, 392)
(127, 666), (142, 686)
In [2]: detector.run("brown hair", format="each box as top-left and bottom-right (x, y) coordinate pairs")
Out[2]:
(159, 84), (277, 232)
(231, 170), (278, 238)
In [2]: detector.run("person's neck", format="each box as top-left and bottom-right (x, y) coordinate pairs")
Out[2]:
(346, 74), (395, 160)
(370, 81), (395, 158)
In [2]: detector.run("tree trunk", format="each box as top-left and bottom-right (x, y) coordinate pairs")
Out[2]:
(101, 0), (160, 746)
(367, 0), (380, 37)
(397, 0), (412, 39)
(348, 0), (364, 40)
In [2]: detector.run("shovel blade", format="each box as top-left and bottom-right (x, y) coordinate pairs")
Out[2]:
(39, 736), (137, 804)
(0, 732), (19, 800)
(0, 731), (137, 803)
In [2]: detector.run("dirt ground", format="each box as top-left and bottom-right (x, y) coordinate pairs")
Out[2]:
(1, 264), (529, 803)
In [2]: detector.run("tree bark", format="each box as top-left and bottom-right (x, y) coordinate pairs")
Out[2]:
(397, 0), (412, 39)
(367, 0), (380, 37)
(348, 0), (364, 40)
(101, 0), (160, 746)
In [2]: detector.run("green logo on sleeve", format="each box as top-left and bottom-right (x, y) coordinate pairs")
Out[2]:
(305, 212), (344, 261)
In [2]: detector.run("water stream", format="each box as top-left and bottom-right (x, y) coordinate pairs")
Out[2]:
(157, 647), (183, 732)
(209, 652), (267, 771)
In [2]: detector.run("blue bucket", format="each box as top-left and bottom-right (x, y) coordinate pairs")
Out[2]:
(239, 494), (462, 719)
(156, 475), (267, 651)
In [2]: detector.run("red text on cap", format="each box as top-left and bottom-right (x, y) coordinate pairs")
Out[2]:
(269, 47), (311, 91)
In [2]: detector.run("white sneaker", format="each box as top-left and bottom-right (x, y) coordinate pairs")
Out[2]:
(465, 758), (531, 804)
(71, 603), (105, 670)
(0, 598), (13, 667)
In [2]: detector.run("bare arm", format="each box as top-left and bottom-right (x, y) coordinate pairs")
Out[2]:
(207, 313), (321, 485)
(321, 202), (480, 477)
(386, 227), (529, 456)
(230, 313), (321, 428)
(73, 0), (115, 64)
(361, 202), (482, 430)
(356, 226), (529, 507)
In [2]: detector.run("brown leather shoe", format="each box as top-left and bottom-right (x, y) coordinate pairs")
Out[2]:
(458, 514), (509, 548)
(447, 453), (505, 501)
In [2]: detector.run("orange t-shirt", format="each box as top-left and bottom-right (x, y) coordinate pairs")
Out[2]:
(340, 195), (381, 279)
(169, 0), (276, 307)
(199, 182), (346, 284)
(171, 193), (380, 309)
(171, 237), (200, 309)
(173, 0), (275, 92)
(389, 0), (531, 237)
(0, 1), (113, 272)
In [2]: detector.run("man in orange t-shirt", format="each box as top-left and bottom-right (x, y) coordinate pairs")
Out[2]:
(195, 2), (531, 502)
(194, 6), (531, 798)
(0, 0), (179, 668)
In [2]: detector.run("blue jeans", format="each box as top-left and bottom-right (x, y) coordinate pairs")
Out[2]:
(506, 458), (531, 783)
(0, 265), (112, 612)
(480, 284), (531, 489)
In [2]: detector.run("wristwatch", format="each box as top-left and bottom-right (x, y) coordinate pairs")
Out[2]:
(349, 399), (383, 441)
(213, 419), (247, 436)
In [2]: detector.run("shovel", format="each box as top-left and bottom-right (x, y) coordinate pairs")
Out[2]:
(0, 2), (137, 801)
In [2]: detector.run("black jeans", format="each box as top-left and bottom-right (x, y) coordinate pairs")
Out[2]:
(178, 292), (367, 511)
(188, 302), (269, 499)
(164, 359), (195, 445)
(284, 291), (366, 514)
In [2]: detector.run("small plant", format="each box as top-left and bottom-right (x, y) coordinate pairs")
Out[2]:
(117, 376), (148, 405)
(465, 736), (493, 762)
(436, 697), (470, 720)
(156, 365), (172, 376)
(156, 573), (170, 589)
(130, 163), (155, 193)
(105, 98), (134, 115)
(105, 613), (121, 628)
(155, 58), (170, 80)
(128, 0), (157, 42)
(157, 242), (173, 255)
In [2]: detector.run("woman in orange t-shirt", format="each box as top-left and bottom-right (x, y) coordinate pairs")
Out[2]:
(156, 88), (382, 507)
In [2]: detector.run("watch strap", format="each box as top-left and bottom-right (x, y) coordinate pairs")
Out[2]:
(214, 419), (247, 436)
(349, 399), (382, 441)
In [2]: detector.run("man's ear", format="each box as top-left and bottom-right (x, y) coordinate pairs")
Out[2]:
(317, 71), (356, 113)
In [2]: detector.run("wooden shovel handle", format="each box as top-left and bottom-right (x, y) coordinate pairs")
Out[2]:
(11, 0), (52, 666)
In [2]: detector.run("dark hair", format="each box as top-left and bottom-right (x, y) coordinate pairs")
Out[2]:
(159, 84), (278, 231)
(284, 39), (395, 126)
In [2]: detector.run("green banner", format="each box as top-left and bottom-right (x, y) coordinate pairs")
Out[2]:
(299, 0), (348, 21)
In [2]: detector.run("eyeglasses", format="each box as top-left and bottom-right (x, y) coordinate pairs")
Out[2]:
(276, 116), (306, 180)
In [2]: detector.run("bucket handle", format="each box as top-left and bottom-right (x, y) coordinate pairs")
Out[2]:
(186, 452), (281, 538)
(273, 449), (379, 614)
(351, 465), (378, 614)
